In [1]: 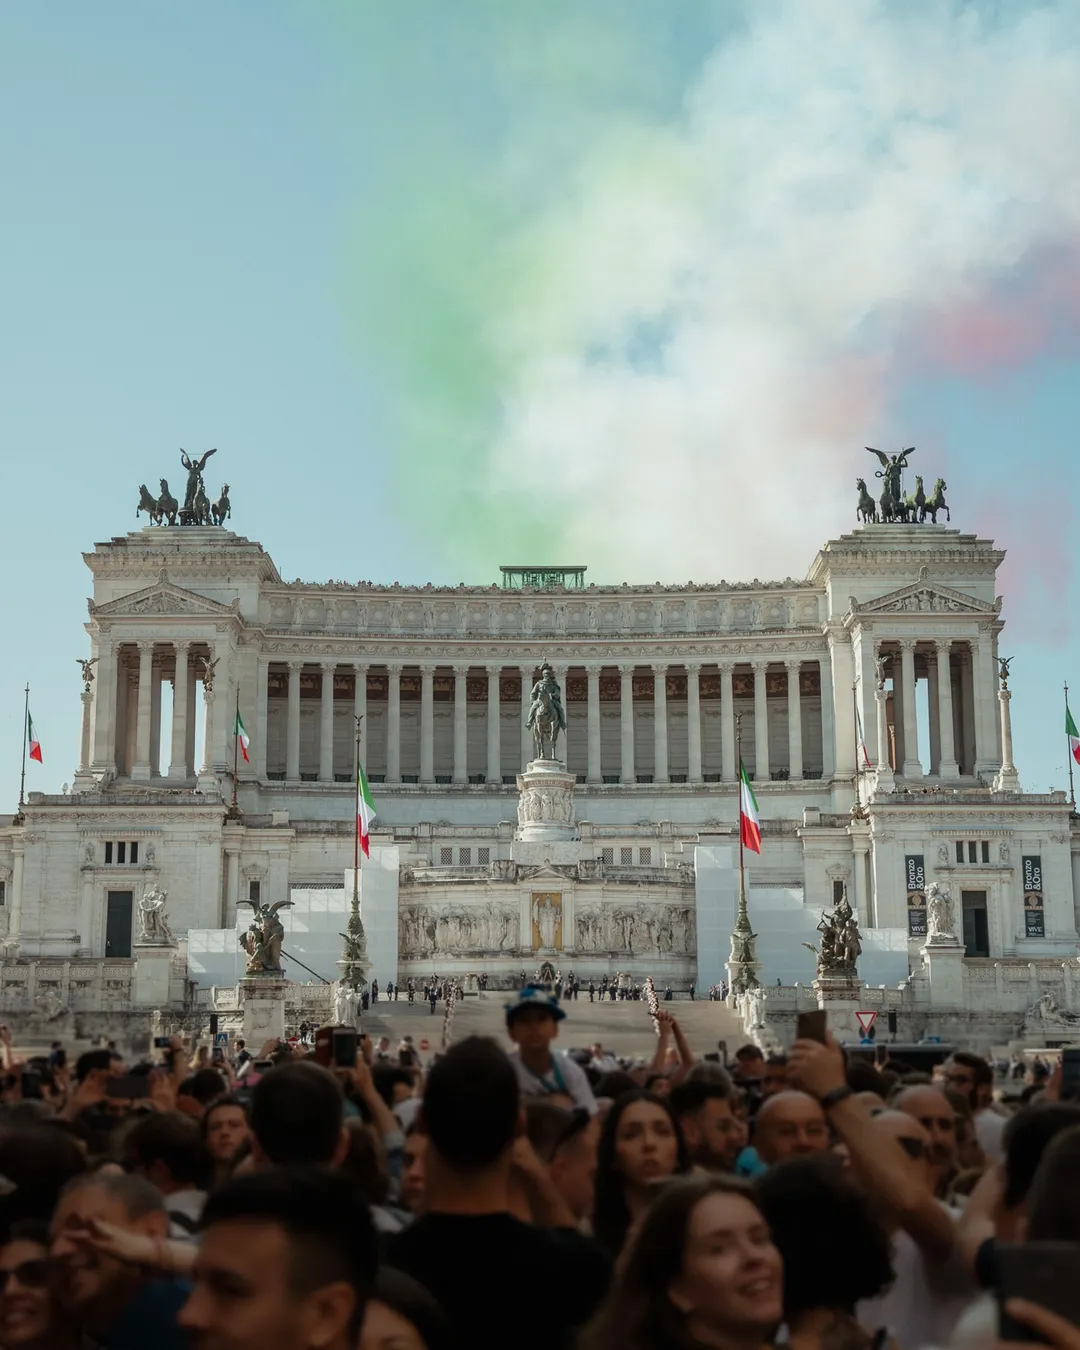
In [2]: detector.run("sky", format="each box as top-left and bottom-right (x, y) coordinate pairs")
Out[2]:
(2, 0), (1080, 802)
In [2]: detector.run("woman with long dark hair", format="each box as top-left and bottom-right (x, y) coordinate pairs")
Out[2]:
(587, 1174), (782, 1350)
(592, 1089), (689, 1257)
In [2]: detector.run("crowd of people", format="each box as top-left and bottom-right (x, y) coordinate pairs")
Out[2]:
(0, 995), (1077, 1349)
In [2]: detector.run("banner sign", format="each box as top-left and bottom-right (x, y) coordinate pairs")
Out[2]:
(905, 854), (927, 937)
(1023, 854), (1045, 938)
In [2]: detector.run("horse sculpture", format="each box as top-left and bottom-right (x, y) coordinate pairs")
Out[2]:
(903, 475), (925, 522)
(855, 478), (877, 524)
(921, 477), (949, 523)
(156, 479), (178, 526)
(192, 480), (211, 525)
(530, 686), (564, 761)
(137, 483), (161, 525)
(212, 484), (231, 526)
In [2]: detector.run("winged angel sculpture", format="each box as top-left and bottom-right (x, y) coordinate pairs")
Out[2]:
(238, 899), (294, 975)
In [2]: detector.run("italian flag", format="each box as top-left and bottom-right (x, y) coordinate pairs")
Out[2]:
(234, 706), (250, 763)
(1068, 703), (1080, 766)
(357, 762), (377, 858)
(27, 710), (42, 764)
(739, 758), (761, 853)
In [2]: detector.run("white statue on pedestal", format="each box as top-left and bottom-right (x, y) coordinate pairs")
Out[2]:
(925, 882), (957, 942)
(333, 983), (360, 1029)
(138, 885), (173, 944)
(533, 897), (560, 949)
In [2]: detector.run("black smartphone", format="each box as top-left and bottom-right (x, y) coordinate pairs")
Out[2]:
(106, 1075), (148, 1100)
(796, 1010), (828, 1044)
(252, 1059), (274, 1072)
(153, 1036), (171, 1049)
(1061, 1048), (1080, 1101)
(212, 1046), (225, 1063)
(332, 1028), (358, 1068)
(997, 1242), (1080, 1341)
(20, 1071), (42, 1100)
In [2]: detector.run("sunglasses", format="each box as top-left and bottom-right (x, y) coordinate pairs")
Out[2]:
(0, 1260), (50, 1292)
(897, 1136), (926, 1161)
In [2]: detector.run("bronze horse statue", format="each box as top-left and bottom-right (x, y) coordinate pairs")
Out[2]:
(212, 484), (231, 526)
(137, 484), (162, 525)
(856, 477), (877, 524)
(921, 477), (949, 523)
(156, 478), (178, 526)
(529, 686), (564, 761)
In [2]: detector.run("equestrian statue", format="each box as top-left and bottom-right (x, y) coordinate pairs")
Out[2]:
(856, 449), (952, 528)
(526, 663), (566, 761)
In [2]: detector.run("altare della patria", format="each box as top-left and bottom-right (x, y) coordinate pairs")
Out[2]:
(2, 443), (1079, 1052)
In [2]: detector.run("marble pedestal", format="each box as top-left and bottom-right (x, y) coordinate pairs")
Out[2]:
(133, 941), (176, 1008)
(813, 974), (864, 1040)
(515, 759), (578, 843)
(920, 938), (966, 1008)
(240, 976), (289, 1044)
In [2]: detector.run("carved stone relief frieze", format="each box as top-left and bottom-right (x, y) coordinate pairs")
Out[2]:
(398, 902), (521, 957)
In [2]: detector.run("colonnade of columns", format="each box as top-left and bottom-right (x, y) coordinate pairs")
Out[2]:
(870, 633), (996, 780)
(86, 640), (214, 782)
(266, 658), (821, 787)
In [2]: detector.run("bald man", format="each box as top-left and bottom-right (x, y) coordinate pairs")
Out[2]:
(893, 1085), (957, 1196)
(753, 1090), (830, 1166)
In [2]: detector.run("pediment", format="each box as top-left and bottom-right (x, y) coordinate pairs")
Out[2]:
(90, 582), (237, 619)
(520, 863), (575, 883)
(851, 582), (998, 618)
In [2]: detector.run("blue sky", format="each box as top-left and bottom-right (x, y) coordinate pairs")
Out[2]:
(2, 1), (1079, 803)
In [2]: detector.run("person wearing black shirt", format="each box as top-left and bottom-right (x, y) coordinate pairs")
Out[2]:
(390, 1037), (609, 1349)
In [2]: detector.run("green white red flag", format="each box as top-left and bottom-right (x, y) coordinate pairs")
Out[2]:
(27, 711), (42, 764)
(739, 758), (761, 854)
(357, 762), (377, 858)
(234, 706), (250, 763)
(1068, 703), (1080, 766)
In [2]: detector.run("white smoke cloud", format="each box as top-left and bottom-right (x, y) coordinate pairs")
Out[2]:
(484, 0), (1080, 581)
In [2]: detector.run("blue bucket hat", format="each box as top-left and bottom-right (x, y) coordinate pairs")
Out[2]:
(506, 985), (566, 1024)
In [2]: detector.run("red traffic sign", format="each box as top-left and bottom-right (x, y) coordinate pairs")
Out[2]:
(855, 1011), (878, 1035)
(419, 1039), (430, 1052)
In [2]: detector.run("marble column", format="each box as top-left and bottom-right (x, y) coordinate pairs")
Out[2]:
(753, 660), (770, 783)
(619, 664), (635, 784)
(185, 663), (197, 776)
(926, 649), (940, 775)
(131, 642), (155, 781)
(386, 664), (402, 784)
(521, 667), (534, 769)
(687, 662), (703, 784)
(286, 661), (302, 782)
(974, 629), (998, 775)
(90, 637), (116, 772)
(486, 667), (501, 784)
(935, 640), (959, 778)
(319, 662), (336, 783)
(148, 655), (162, 778)
(78, 690), (93, 773)
(420, 664), (435, 784)
(8, 845), (24, 947)
(169, 643), (190, 780)
(786, 658), (803, 781)
(586, 666), (601, 784)
(993, 686), (1021, 792)
(453, 664), (469, 785)
(201, 688), (216, 776)
(652, 663), (669, 784)
(224, 846), (240, 931)
(253, 656), (269, 781)
(720, 663), (736, 782)
(899, 639), (921, 778)
(826, 630), (855, 780)
(353, 663), (367, 771)
(874, 687), (895, 793)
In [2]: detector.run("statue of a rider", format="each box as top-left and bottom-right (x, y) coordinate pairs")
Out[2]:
(526, 663), (566, 759)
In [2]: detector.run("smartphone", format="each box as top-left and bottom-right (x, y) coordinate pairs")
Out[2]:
(106, 1075), (149, 1100)
(1061, 1048), (1080, 1101)
(796, 1010), (828, 1044)
(153, 1036), (171, 1049)
(703, 1052), (721, 1063)
(314, 1027), (333, 1067)
(332, 1028), (358, 1068)
(20, 1071), (42, 1100)
(252, 1059), (274, 1073)
(212, 1046), (225, 1063)
(997, 1243), (1080, 1341)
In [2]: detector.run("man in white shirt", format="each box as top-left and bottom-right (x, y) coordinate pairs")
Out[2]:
(506, 987), (597, 1114)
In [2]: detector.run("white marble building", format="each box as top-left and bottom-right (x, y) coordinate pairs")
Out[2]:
(1, 517), (1077, 1018)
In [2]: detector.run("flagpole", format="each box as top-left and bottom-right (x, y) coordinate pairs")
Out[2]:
(353, 715), (362, 898)
(736, 713), (745, 921)
(851, 681), (868, 820)
(18, 683), (29, 811)
(1067, 682), (1076, 810)
(231, 686), (240, 811)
